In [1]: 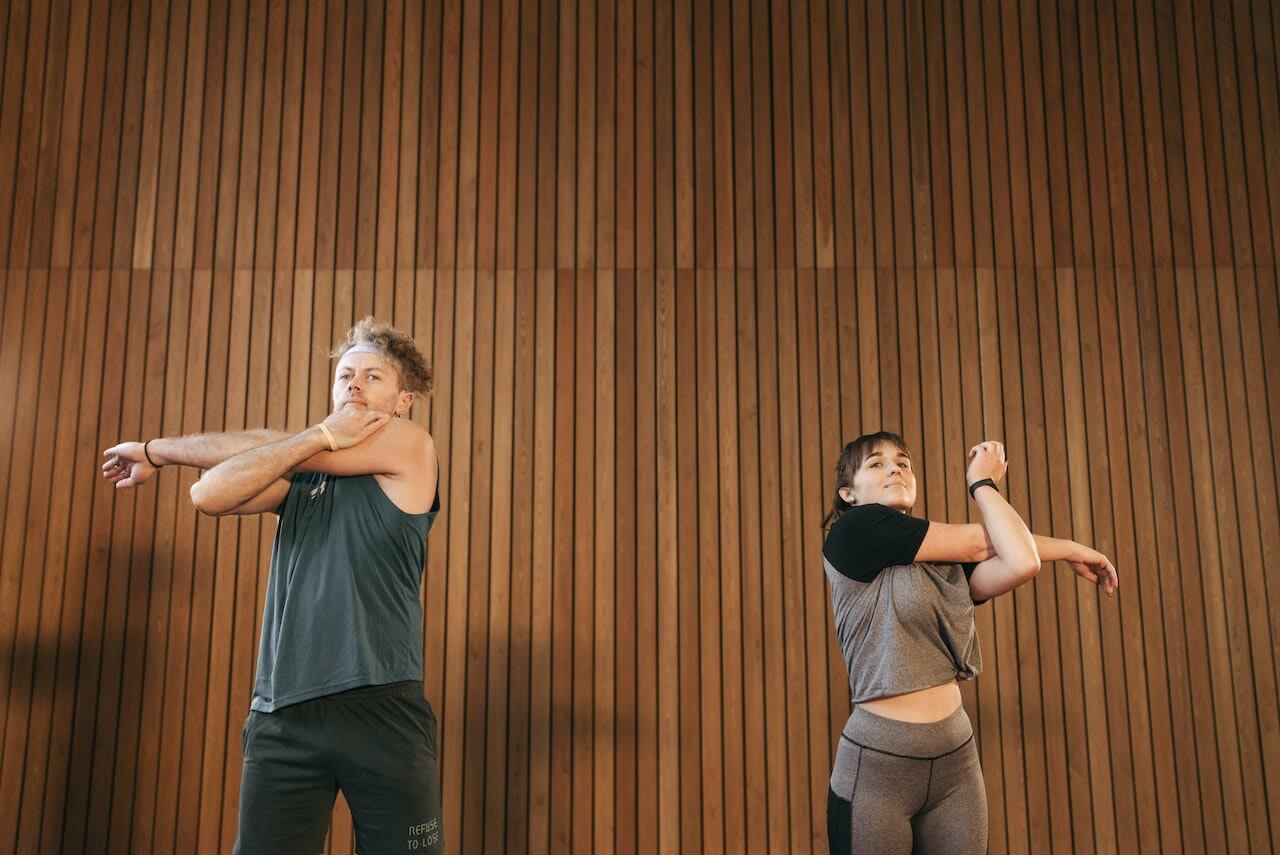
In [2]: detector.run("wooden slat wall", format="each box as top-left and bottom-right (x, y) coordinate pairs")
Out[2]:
(1, 1), (1278, 852)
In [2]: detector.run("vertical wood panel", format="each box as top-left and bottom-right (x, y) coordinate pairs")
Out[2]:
(2, 2), (1278, 853)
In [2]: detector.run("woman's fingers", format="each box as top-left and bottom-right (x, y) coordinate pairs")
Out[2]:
(969, 441), (1007, 460)
(1074, 556), (1117, 596)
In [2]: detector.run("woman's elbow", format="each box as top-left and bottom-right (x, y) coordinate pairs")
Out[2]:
(1014, 550), (1042, 583)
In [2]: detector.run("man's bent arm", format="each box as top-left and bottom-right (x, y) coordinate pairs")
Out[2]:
(189, 429), (329, 516)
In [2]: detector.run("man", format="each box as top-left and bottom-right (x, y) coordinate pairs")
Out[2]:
(103, 317), (444, 854)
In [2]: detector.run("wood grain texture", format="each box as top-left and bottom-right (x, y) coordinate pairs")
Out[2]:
(1, 1), (1277, 852)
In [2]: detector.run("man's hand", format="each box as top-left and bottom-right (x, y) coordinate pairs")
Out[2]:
(102, 442), (158, 489)
(321, 404), (392, 449)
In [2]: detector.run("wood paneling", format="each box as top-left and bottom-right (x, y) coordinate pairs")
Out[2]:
(1, 1), (1277, 852)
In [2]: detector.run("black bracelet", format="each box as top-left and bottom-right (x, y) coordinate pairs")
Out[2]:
(143, 439), (162, 468)
(968, 478), (998, 499)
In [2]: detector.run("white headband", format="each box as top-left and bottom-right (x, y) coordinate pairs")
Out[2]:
(345, 342), (383, 356)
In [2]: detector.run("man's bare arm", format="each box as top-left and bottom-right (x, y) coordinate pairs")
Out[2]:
(189, 430), (331, 516)
(189, 407), (391, 516)
(103, 430), (291, 490)
(148, 430), (293, 468)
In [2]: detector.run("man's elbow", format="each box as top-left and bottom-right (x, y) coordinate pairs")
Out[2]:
(189, 480), (231, 516)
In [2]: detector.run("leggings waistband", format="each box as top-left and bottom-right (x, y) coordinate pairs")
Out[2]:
(841, 703), (973, 760)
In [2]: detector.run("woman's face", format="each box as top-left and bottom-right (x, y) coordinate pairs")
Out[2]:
(839, 441), (917, 512)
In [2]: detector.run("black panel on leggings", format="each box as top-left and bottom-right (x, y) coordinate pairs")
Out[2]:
(827, 788), (852, 855)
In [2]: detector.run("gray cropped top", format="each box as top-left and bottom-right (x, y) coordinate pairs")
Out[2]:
(823, 503), (985, 704)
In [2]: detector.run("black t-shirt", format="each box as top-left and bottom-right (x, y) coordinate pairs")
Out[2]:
(823, 503), (979, 585)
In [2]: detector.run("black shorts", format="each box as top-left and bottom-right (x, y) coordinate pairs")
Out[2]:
(234, 680), (444, 855)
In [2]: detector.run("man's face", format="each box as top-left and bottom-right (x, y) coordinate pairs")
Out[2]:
(332, 351), (406, 416)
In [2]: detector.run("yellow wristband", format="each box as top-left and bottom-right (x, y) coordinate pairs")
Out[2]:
(317, 422), (339, 452)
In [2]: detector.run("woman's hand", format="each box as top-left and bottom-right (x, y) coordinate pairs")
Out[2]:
(321, 404), (392, 449)
(966, 441), (1008, 488)
(102, 442), (157, 489)
(1066, 543), (1119, 596)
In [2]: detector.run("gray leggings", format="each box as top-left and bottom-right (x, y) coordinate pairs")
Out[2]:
(827, 704), (987, 854)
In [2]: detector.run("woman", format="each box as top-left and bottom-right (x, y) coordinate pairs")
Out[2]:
(822, 431), (1117, 854)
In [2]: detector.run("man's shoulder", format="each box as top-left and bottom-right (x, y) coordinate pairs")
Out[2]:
(384, 419), (436, 466)
(377, 416), (428, 440)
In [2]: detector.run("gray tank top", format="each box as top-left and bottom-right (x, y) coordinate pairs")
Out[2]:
(250, 471), (440, 712)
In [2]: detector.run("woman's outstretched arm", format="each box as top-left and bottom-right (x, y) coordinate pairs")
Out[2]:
(1031, 534), (1119, 595)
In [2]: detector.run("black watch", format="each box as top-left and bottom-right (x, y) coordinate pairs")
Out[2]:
(968, 478), (998, 499)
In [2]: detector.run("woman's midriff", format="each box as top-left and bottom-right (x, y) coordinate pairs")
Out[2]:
(857, 679), (962, 723)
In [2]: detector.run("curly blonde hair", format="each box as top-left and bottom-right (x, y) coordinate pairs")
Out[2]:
(329, 316), (434, 396)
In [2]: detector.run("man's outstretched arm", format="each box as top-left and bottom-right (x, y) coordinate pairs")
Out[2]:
(147, 430), (294, 468)
(103, 430), (293, 489)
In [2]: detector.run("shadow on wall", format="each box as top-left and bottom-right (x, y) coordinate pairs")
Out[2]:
(7, 549), (644, 853)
